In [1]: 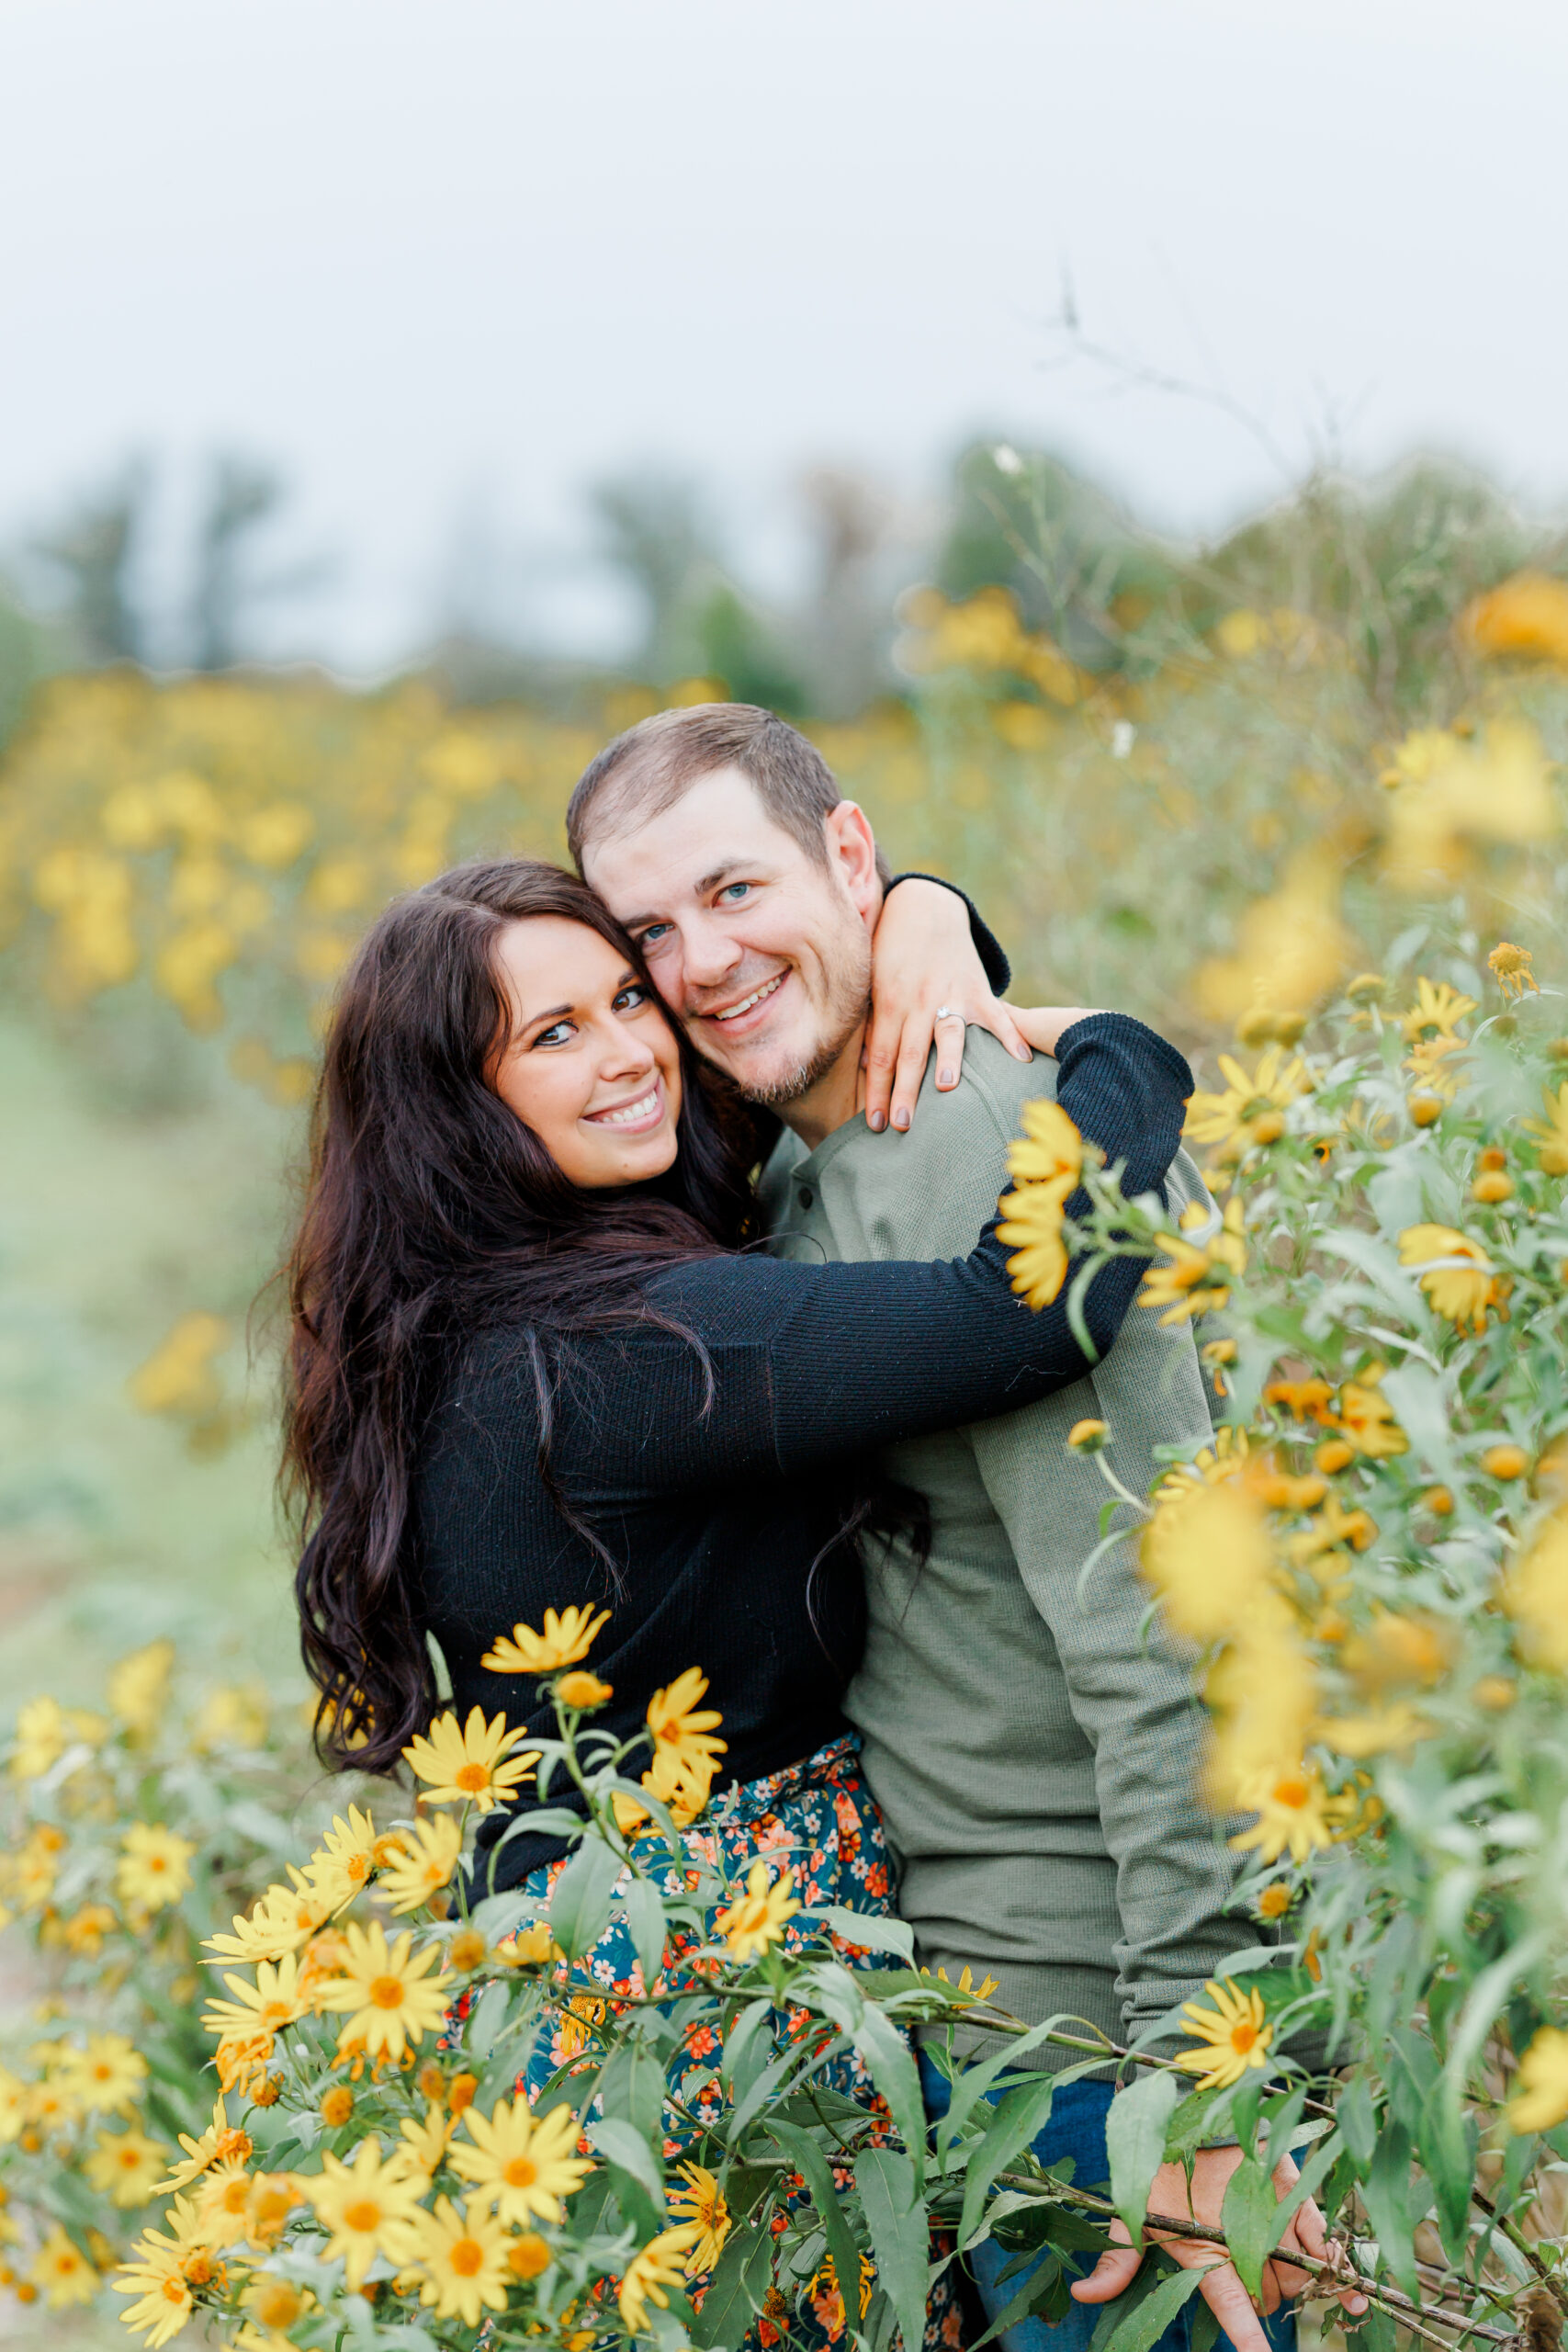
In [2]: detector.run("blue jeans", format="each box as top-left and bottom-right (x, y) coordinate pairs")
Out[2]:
(919, 2052), (1297, 2352)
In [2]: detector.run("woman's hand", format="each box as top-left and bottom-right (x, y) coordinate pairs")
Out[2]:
(864, 878), (1030, 1133)
(1008, 1004), (1106, 1059)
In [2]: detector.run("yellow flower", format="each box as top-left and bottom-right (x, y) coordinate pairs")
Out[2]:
(312, 1919), (455, 2062)
(243, 2172), (302, 2252)
(29, 2223), (97, 2309)
(11, 1695), (69, 1780)
(1503, 1505), (1568, 1673)
(241, 2273), (310, 2335)
(1256, 1884), (1293, 1921)
(113, 2197), (211, 2346)
(1185, 1047), (1313, 1154)
(378, 1815), (466, 1915)
(1229, 1765), (1334, 1865)
(646, 1668), (727, 1790)
(197, 2155), (263, 2248)
(1175, 1978), (1275, 2091)
(1138, 1198), (1247, 1324)
(406, 2196), (513, 2326)
(398, 2099), (452, 2182)
(116, 1822), (197, 1912)
(306, 2140), (427, 2288)
(190, 1682), (269, 1753)
(996, 1172), (1074, 1307)
(303, 1805), (385, 1911)
(154, 2097), (254, 2194)
(714, 1860), (800, 1962)
(667, 2161), (732, 2274)
(449, 2093), (592, 2223)
(204, 1872), (328, 1966)
(1525, 1083), (1568, 1177)
(401, 1707), (537, 1812)
(1464, 571), (1568, 664)
(1337, 1378), (1408, 1461)
(1066, 1418), (1108, 1453)
(556, 1669), (614, 1710)
(481, 1604), (611, 1675)
(1142, 1480), (1273, 1645)
(201, 1952), (308, 2050)
(1005, 1096), (1082, 1189)
(107, 1637), (176, 1732)
(1487, 941), (1539, 1002)
(619, 2222), (705, 2333)
(1508, 2027), (1568, 2134)
(1401, 978), (1477, 1042)
(1398, 1223), (1505, 1332)
(86, 2124), (170, 2207)
(56, 2030), (147, 2116)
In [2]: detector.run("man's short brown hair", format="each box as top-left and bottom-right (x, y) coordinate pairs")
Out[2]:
(567, 702), (881, 876)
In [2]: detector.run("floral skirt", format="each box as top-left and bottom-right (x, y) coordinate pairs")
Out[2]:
(487, 1734), (963, 2350)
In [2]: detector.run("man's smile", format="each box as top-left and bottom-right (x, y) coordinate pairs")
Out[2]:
(702, 970), (789, 1030)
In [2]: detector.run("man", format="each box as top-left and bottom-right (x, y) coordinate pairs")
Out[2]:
(567, 703), (1355, 2352)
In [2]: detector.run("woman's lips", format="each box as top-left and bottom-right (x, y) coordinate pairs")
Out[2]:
(584, 1080), (666, 1135)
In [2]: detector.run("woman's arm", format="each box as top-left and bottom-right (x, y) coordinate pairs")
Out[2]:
(633, 1013), (1190, 1487)
(863, 876), (1030, 1134)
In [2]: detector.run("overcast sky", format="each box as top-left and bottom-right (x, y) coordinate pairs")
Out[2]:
(4, 0), (1564, 668)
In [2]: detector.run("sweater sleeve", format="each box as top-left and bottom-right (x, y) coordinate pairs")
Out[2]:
(603, 1014), (1190, 1491)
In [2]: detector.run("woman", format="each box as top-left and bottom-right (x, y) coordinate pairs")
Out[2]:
(281, 855), (1190, 2281)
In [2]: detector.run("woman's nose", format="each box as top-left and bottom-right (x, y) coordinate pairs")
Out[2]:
(594, 1016), (657, 1081)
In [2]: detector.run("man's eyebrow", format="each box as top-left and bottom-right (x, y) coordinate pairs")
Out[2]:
(618, 858), (761, 932)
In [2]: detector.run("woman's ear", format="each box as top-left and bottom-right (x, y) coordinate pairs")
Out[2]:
(822, 800), (881, 922)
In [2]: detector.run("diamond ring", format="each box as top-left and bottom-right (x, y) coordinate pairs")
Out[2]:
(934, 1005), (956, 1021)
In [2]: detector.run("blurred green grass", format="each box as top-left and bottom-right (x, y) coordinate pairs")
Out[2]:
(0, 1011), (302, 1718)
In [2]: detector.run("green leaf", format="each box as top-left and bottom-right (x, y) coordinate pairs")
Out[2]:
(1190, 2298), (1222, 2352)
(853, 2007), (929, 2188)
(586, 2114), (665, 2233)
(595, 2037), (666, 2139)
(1417, 2088), (1476, 2269)
(1091, 2260), (1213, 2352)
(1220, 2154), (1278, 2301)
(958, 2074), (1060, 2249)
(763, 2116), (863, 2337)
(720, 1996), (775, 2096)
(1359, 2122), (1420, 2301)
(623, 1873), (668, 1991)
(1337, 2075), (1377, 2170)
(799, 1905), (915, 1962)
(1105, 2068), (1179, 2248)
(462, 1978), (511, 2059)
(690, 2224), (774, 2349)
(858, 2146), (928, 2352)
(548, 1834), (624, 1958)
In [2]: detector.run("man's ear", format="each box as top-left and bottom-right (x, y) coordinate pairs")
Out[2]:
(823, 801), (882, 925)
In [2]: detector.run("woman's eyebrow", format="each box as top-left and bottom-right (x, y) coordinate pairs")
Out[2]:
(520, 1001), (573, 1031)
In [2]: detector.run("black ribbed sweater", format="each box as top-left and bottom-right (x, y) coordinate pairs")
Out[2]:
(411, 1014), (1190, 1890)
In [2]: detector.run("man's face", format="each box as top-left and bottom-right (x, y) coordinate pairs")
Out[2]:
(581, 767), (876, 1103)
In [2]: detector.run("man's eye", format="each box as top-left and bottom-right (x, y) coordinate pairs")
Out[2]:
(718, 883), (751, 903)
(639, 923), (672, 948)
(614, 985), (649, 1012)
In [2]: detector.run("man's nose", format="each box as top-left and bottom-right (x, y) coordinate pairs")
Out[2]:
(679, 916), (745, 996)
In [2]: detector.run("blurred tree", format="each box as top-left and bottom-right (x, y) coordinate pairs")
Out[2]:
(792, 467), (897, 717)
(0, 581), (56, 751)
(31, 460), (151, 665)
(591, 473), (723, 682)
(694, 582), (807, 715)
(187, 452), (332, 672)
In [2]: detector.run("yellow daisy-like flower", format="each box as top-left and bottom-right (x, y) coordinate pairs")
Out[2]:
(1337, 1379), (1408, 1460)
(399, 2099), (453, 2183)
(1185, 1046), (1313, 1154)
(303, 1805), (386, 1912)
(481, 1604), (611, 1676)
(667, 2161), (732, 2275)
(56, 2030), (147, 2117)
(637, 1737), (721, 1829)
(1066, 1418), (1108, 1453)
(450, 2093), (592, 2224)
(1525, 1082), (1568, 1177)
(406, 2196), (513, 2326)
(619, 2222), (705, 2333)
(1502, 1504), (1568, 1673)
(196, 2155), (263, 2249)
(556, 1668), (614, 1710)
(11, 1694), (69, 1780)
(113, 2197), (209, 2347)
(29, 2222), (98, 2309)
(201, 1951), (308, 2049)
(1229, 1764), (1334, 1865)
(85, 2124), (170, 2208)
(1401, 977), (1477, 1041)
(1138, 1197), (1247, 1325)
(1142, 1478), (1273, 1645)
(107, 1638), (176, 1735)
(401, 1706), (537, 1812)
(1507, 2026), (1568, 2134)
(996, 1173), (1074, 1308)
(203, 1873), (329, 1967)
(1398, 1223), (1504, 1332)
(1005, 1095), (1082, 1189)
(243, 2172), (303, 2252)
(306, 2139), (426, 2289)
(116, 1821), (197, 1912)
(378, 1815), (466, 1916)
(714, 1860), (801, 1962)
(1175, 1978), (1275, 2091)
(312, 1919), (455, 2062)
(646, 1668), (727, 1789)
(153, 2096), (254, 2194)
(1489, 941), (1539, 1002)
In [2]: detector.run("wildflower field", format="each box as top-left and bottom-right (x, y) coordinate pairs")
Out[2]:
(4, 462), (1568, 2349)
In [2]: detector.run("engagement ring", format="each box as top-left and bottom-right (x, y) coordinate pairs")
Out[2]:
(934, 1004), (956, 1021)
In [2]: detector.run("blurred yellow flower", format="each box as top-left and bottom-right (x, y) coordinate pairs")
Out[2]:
(481, 1603), (611, 1675)
(107, 1637), (176, 1732)
(306, 2140), (425, 2289)
(154, 2097), (254, 2194)
(1142, 1480), (1273, 1644)
(1525, 1083), (1568, 1177)
(1175, 1978), (1274, 2091)
(1190, 851), (1352, 1033)
(401, 1706), (537, 1812)
(377, 1815), (466, 1916)
(450, 2093), (592, 2224)
(1508, 2026), (1568, 2134)
(1186, 1047), (1313, 1154)
(113, 2196), (211, 2346)
(997, 1173), (1074, 1308)
(313, 1920), (454, 2063)
(1230, 1764), (1333, 1864)
(1338, 1379), (1408, 1460)
(116, 1822), (197, 1912)
(56, 2030), (146, 2117)
(1138, 1197), (1247, 1324)
(85, 2124), (169, 2208)
(1503, 1505), (1568, 1673)
(1488, 941), (1539, 1002)
(29, 2222), (97, 2309)
(715, 1859), (800, 1961)
(1005, 1096), (1083, 1189)
(1398, 1223), (1505, 1332)
(1401, 978), (1477, 1041)
(204, 1872), (328, 1966)
(619, 2222), (706, 2333)
(10, 1695), (69, 1781)
(1464, 571), (1568, 664)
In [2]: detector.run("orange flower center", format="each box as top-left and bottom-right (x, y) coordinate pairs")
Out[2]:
(369, 1975), (406, 2009)
(504, 2155), (538, 2188)
(344, 2199), (381, 2233)
(455, 1761), (491, 1792)
(118, 2148), (142, 2170)
(1230, 2023), (1258, 2054)
(214, 2131), (253, 2164)
(451, 2239), (484, 2277)
(162, 2277), (190, 2306)
(218, 2179), (250, 2214)
(1273, 1778), (1309, 1809)
(147, 1856), (168, 1874)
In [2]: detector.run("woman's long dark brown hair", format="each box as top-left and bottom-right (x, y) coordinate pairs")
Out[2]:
(282, 857), (761, 1774)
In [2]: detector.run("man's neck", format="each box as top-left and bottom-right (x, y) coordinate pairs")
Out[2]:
(776, 1018), (868, 1154)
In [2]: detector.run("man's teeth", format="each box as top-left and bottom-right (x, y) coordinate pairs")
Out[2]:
(595, 1090), (659, 1125)
(713, 973), (785, 1023)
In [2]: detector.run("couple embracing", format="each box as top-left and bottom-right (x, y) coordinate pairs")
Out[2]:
(285, 703), (1342, 2352)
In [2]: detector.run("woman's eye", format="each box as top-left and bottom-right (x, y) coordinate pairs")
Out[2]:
(614, 985), (649, 1012)
(532, 1021), (574, 1048)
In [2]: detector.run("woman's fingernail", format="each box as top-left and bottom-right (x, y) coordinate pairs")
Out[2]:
(1015, 1042), (1032, 1059)
(868, 1111), (886, 1132)
(938, 1069), (955, 1088)
(894, 1107), (910, 1130)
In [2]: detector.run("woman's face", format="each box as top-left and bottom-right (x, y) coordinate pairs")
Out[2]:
(486, 915), (683, 1188)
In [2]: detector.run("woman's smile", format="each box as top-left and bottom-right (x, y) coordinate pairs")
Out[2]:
(582, 1079), (667, 1134)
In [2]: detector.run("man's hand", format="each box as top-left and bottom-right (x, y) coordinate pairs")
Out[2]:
(1069, 2145), (1368, 2352)
(863, 877), (1029, 1133)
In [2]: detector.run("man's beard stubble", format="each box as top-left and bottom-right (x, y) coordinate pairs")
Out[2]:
(732, 938), (873, 1110)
